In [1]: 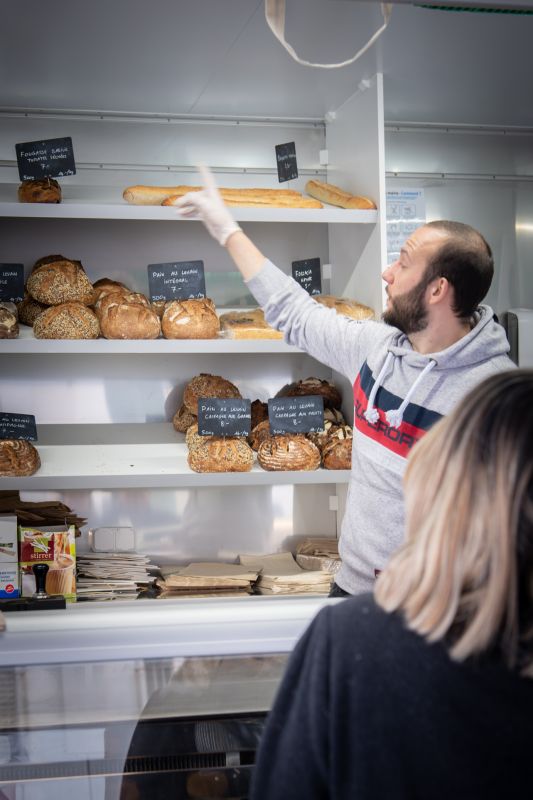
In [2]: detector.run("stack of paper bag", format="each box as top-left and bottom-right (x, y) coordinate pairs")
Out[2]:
(77, 552), (157, 601)
(239, 552), (332, 595)
(295, 537), (341, 575)
(157, 562), (259, 598)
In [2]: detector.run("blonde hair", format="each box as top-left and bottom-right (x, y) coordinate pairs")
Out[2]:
(375, 369), (533, 675)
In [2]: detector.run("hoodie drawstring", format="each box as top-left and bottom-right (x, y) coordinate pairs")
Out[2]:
(364, 352), (394, 425)
(364, 354), (437, 429)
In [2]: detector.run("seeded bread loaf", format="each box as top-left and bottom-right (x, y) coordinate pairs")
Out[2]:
(172, 404), (197, 434)
(188, 437), (254, 473)
(17, 295), (49, 326)
(27, 260), (94, 306)
(34, 302), (100, 339)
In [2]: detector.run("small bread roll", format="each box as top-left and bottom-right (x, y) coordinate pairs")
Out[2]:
(17, 295), (49, 326)
(183, 374), (242, 415)
(172, 404), (197, 434)
(257, 435), (320, 471)
(99, 302), (161, 340)
(162, 298), (219, 340)
(34, 302), (100, 339)
(188, 437), (253, 473)
(0, 308), (19, 339)
(314, 294), (374, 321)
(0, 440), (41, 476)
(18, 178), (61, 204)
(276, 377), (342, 410)
(27, 260), (94, 306)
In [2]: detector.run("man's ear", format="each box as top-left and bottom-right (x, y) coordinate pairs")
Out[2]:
(427, 276), (450, 306)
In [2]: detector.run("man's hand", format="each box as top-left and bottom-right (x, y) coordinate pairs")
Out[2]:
(175, 165), (242, 247)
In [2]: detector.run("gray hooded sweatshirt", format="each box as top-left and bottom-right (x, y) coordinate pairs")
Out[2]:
(247, 259), (514, 594)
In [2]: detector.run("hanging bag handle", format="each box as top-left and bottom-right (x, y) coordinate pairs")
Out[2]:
(265, 0), (393, 69)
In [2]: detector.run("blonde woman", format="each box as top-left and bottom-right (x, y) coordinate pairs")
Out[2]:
(251, 369), (533, 800)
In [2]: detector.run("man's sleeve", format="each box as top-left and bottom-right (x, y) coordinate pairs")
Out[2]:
(250, 607), (332, 800)
(247, 260), (381, 380)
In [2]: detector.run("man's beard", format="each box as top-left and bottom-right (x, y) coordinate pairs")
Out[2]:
(382, 279), (429, 334)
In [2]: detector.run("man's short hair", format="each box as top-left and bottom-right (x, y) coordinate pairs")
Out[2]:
(423, 221), (494, 319)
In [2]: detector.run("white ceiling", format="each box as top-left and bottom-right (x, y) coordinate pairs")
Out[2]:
(1, 0), (532, 125)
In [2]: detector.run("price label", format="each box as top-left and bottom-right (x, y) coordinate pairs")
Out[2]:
(197, 398), (251, 438)
(268, 396), (324, 435)
(0, 413), (38, 441)
(275, 141), (298, 183)
(15, 137), (76, 181)
(0, 264), (24, 303)
(148, 260), (206, 302)
(292, 258), (322, 295)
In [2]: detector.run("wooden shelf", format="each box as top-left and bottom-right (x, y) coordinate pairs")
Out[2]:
(0, 423), (351, 490)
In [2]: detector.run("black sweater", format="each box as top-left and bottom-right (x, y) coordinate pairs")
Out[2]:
(251, 595), (533, 799)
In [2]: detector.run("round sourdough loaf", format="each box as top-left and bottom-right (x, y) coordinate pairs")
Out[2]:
(161, 298), (220, 339)
(257, 435), (320, 471)
(27, 260), (94, 306)
(18, 178), (61, 203)
(322, 435), (353, 470)
(34, 302), (100, 339)
(95, 291), (149, 319)
(188, 437), (253, 473)
(248, 419), (272, 451)
(275, 376), (342, 410)
(100, 301), (160, 339)
(172, 404), (197, 433)
(0, 308), (19, 339)
(0, 440), (41, 476)
(17, 295), (49, 326)
(314, 294), (374, 320)
(32, 254), (68, 270)
(183, 373), (241, 415)
(91, 279), (130, 307)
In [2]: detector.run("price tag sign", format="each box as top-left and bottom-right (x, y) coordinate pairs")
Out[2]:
(148, 260), (206, 302)
(15, 137), (76, 181)
(292, 258), (322, 295)
(0, 413), (38, 441)
(275, 141), (298, 183)
(197, 398), (251, 437)
(0, 264), (24, 303)
(268, 396), (324, 435)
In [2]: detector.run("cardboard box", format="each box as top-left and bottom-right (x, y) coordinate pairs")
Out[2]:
(19, 524), (76, 602)
(0, 516), (19, 599)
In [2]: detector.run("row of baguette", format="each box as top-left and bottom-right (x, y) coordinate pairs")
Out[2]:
(0, 375), (352, 477)
(17, 177), (377, 211)
(0, 254), (374, 340)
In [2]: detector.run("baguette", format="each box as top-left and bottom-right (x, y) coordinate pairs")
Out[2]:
(305, 179), (376, 210)
(163, 192), (322, 209)
(123, 184), (302, 205)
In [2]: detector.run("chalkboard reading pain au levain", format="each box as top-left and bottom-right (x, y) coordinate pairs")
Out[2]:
(291, 258), (322, 295)
(197, 399), (251, 438)
(275, 141), (298, 183)
(268, 396), (324, 435)
(0, 264), (24, 303)
(15, 137), (76, 181)
(147, 260), (206, 302)
(0, 413), (38, 442)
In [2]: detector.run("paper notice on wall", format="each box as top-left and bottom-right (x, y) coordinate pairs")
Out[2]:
(386, 188), (426, 263)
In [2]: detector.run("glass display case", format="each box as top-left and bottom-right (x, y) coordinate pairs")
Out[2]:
(0, 595), (331, 799)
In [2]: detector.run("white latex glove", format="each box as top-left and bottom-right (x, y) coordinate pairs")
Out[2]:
(175, 165), (242, 247)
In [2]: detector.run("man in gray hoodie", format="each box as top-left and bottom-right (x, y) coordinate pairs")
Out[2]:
(177, 169), (514, 595)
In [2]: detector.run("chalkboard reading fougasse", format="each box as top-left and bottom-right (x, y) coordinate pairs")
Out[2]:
(15, 137), (76, 181)
(275, 141), (298, 183)
(291, 258), (322, 295)
(268, 396), (324, 435)
(148, 260), (206, 302)
(0, 264), (24, 303)
(197, 399), (251, 438)
(0, 413), (38, 442)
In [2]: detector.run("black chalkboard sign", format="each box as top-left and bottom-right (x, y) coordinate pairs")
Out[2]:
(0, 264), (24, 303)
(275, 141), (298, 183)
(292, 258), (322, 295)
(268, 396), (324, 435)
(197, 398), (251, 438)
(15, 137), (76, 181)
(0, 413), (38, 441)
(148, 260), (206, 302)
